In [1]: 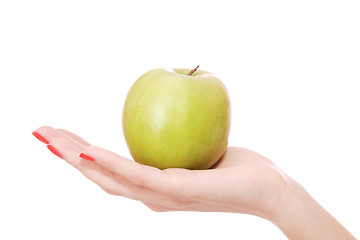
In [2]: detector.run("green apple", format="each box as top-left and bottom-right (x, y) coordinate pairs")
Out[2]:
(122, 66), (231, 170)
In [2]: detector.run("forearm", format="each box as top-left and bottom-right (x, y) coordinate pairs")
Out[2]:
(270, 178), (355, 240)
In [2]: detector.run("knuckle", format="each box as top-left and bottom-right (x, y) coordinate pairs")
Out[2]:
(132, 174), (145, 186)
(102, 187), (118, 196)
(38, 125), (54, 134)
(143, 203), (169, 212)
(150, 207), (167, 212)
(163, 198), (187, 210)
(51, 137), (69, 147)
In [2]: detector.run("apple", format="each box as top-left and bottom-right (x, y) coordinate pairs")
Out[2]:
(122, 66), (231, 170)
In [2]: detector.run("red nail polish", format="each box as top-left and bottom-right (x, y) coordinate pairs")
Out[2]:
(79, 153), (95, 161)
(47, 144), (63, 159)
(32, 131), (49, 144)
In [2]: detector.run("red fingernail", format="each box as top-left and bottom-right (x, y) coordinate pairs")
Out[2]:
(47, 144), (63, 159)
(32, 131), (49, 144)
(79, 153), (95, 161)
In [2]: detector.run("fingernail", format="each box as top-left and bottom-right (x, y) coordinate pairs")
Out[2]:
(79, 153), (95, 161)
(32, 131), (49, 144)
(47, 144), (63, 159)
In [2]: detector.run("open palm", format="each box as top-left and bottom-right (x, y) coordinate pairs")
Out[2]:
(34, 126), (289, 219)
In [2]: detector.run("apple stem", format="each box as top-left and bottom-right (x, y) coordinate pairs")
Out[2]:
(187, 65), (200, 76)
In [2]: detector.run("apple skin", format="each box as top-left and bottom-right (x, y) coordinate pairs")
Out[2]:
(122, 68), (231, 170)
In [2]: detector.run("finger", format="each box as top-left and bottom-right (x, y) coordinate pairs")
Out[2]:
(57, 129), (91, 146)
(34, 126), (88, 149)
(48, 137), (86, 168)
(48, 138), (178, 205)
(80, 146), (197, 198)
(81, 145), (167, 186)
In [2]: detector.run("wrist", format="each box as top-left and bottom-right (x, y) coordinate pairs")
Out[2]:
(268, 177), (308, 224)
(268, 177), (355, 239)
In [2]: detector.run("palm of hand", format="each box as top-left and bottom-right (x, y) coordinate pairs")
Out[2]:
(149, 147), (289, 217)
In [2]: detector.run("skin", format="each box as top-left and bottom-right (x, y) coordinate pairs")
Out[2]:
(123, 68), (230, 170)
(34, 126), (356, 240)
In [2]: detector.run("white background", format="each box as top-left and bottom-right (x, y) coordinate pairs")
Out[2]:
(1, 0), (359, 239)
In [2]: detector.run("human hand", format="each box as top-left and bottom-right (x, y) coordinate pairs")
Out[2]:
(33, 126), (356, 239)
(32, 126), (289, 220)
